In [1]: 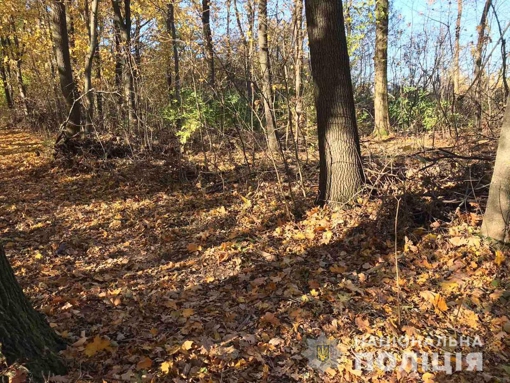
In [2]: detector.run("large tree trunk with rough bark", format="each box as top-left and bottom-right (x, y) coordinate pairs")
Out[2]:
(257, 0), (279, 153)
(305, 0), (364, 206)
(373, 0), (390, 138)
(50, 0), (82, 136)
(0, 245), (67, 381)
(481, 96), (510, 242)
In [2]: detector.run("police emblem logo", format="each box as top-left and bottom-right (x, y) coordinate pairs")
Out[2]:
(316, 344), (330, 362)
(302, 333), (341, 372)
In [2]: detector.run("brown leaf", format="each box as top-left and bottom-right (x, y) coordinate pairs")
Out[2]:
(261, 312), (280, 326)
(136, 357), (153, 370)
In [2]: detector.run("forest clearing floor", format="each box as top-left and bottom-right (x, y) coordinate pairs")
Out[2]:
(0, 126), (509, 383)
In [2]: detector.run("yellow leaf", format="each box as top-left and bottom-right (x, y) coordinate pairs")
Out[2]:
(34, 250), (43, 260)
(182, 340), (194, 350)
(434, 294), (448, 312)
(240, 195), (252, 207)
(325, 367), (337, 376)
(495, 250), (506, 266)
(439, 280), (458, 293)
(461, 308), (479, 329)
(84, 336), (111, 357)
(293, 232), (306, 240)
(420, 290), (435, 305)
(449, 236), (467, 247)
(310, 289), (319, 297)
(182, 308), (194, 318)
(322, 230), (333, 244)
(161, 361), (173, 374)
(136, 356), (153, 370)
(186, 243), (201, 252)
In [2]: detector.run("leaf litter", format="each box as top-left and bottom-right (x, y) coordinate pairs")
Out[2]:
(0, 128), (509, 382)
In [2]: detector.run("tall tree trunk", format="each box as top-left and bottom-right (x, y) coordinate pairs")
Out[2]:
(14, 58), (29, 116)
(50, 0), (82, 136)
(257, 0), (279, 152)
(226, 0), (232, 66)
(166, 1), (181, 104)
(490, 2), (509, 98)
(344, 0), (353, 40)
(133, 15), (142, 112)
(42, 8), (66, 119)
(293, 0), (304, 142)
(305, 0), (365, 205)
(453, 0), (462, 96)
(481, 95), (510, 242)
(473, 0), (492, 128)
(7, 27), (30, 117)
(66, 0), (76, 67)
(95, 44), (104, 127)
(246, 0), (256, 129)
(0, 56), (14, 109)
(84, 0), (99, 125)
(0, 245), (67, 381)
(233, 0), (255, 134)
(112, 0), (136, 129)
(373, 0), (390, 138)
(201, 0), (215, 88)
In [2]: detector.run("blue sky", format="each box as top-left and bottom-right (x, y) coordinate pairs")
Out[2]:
(394, 0), (509, 50)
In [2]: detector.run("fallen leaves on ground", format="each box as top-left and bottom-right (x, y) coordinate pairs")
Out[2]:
(0, 128), (508, 382)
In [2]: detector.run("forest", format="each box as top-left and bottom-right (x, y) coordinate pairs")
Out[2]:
(0, 0), (509, 381)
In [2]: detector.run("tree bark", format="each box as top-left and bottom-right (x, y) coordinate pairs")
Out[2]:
(257, 0), (279, 153)
(473, 0), (492, 128)
(481, 96), (510, 242)
(133, 15), (142, 112)
(293, 0), (304, 141)
(84, 0), (99, 125)
(0, 245), (67, 381)
(344, 0), (353, 40)
(373, 0), (390, 138)
(201, 0), (215, 88)
(453, 0), (462, 96)
(14, 58), (29, 116)
(305, 0), (364, 205)
(0, 54), (14, 109)
(112, 0), (137, 129)
(3, 26), (30, 116)
(50, 0), (82, 136)
(166, 1), (181, 105)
